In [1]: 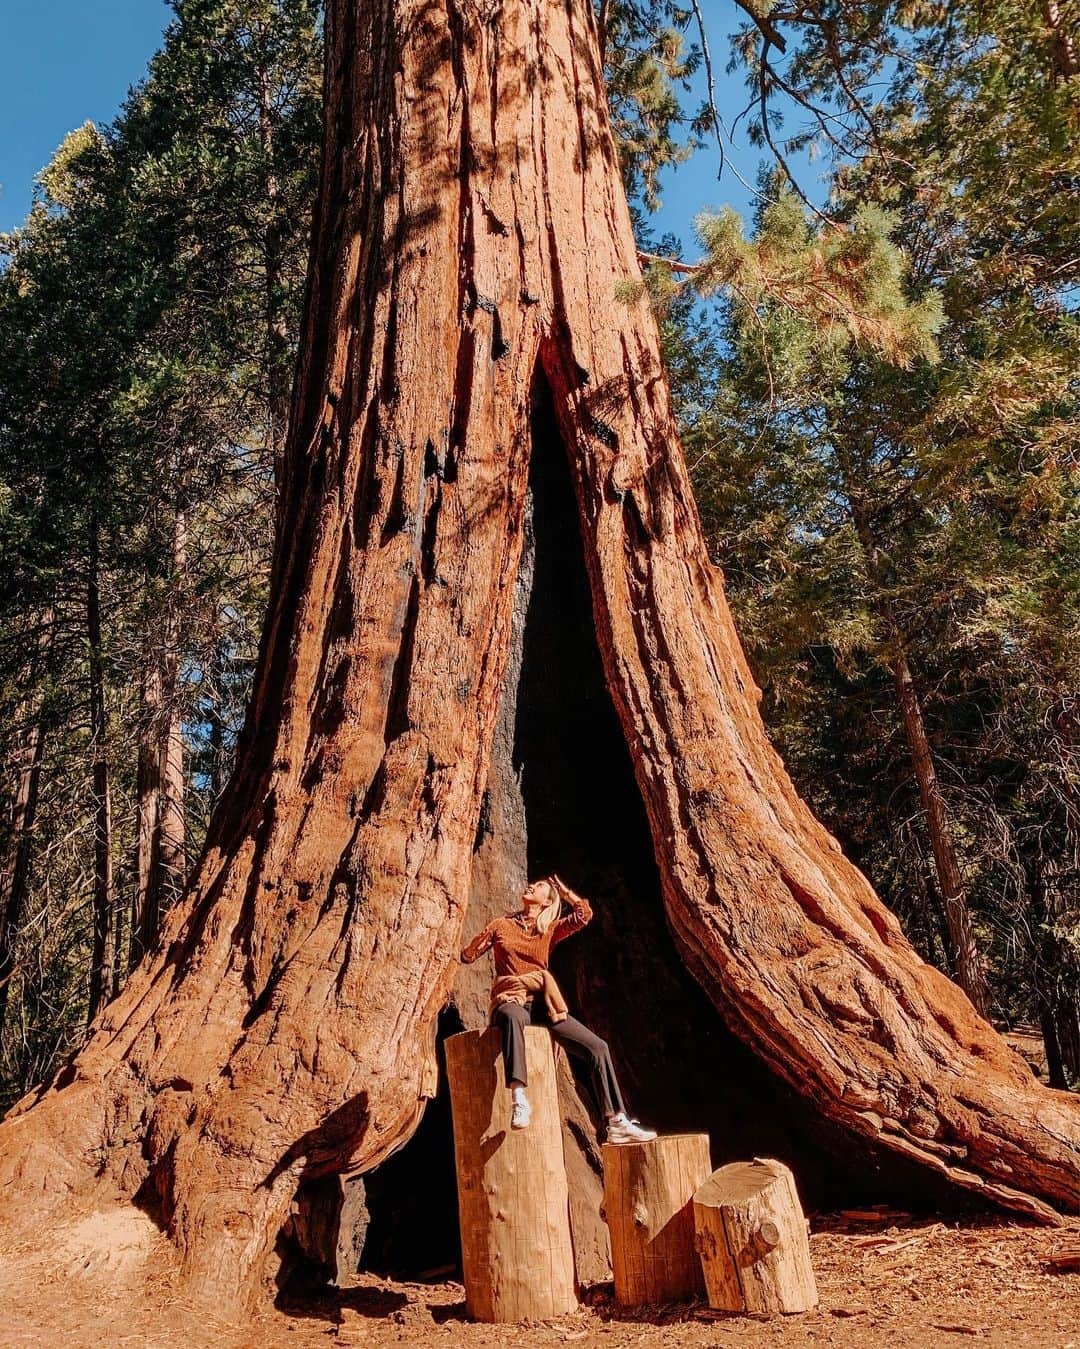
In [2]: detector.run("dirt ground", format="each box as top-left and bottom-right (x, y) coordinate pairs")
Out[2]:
(1, 1204), (1077, 1349)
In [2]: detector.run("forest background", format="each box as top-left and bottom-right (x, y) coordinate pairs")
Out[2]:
(0, 0), (1077, 1117)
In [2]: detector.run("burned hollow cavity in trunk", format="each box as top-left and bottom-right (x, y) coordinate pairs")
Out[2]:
(343, 372), (966, 1284)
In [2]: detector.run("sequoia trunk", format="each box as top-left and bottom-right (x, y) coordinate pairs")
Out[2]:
(1, 0), (1077, 1316)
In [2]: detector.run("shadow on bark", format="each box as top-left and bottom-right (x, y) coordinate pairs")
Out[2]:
(287, 372), (973, 1290)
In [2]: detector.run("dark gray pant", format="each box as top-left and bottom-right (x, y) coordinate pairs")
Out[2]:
(491, 997), (626, 1118)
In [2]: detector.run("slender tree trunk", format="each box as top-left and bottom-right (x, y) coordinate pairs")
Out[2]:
(258, 62), (292, 491)
(206, 631), (228, 802)
(0, 0), (1076, 1315)
(131, 651), (164, 969)
(1049, 701), (1080, 1081)
(1026, 696), (1080, 1086)
(841, 478), (991, 1017)
(1029, 876), (1080, 1091)
(1038, 993), (1066, 1088)
(1059, 994), (1080, 1083)
(890, 650), (991, 1016)
(1030, 690), (1078, 1089)
(86, 525), (115, 1024)
(899, 815), (950, 970)
(0, 610), (53, 1035)
(159, 505), (188, 916)
(0, 714), (46, 1032)
(111, 879), (126, 999)
(159, 697), (185, 907)
(131, 506), (188, 969)
(1030, 879), (1078, 1089)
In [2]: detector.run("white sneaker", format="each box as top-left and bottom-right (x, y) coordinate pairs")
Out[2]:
(606, 1112), (657, 1144)
(511, 1095), (532, 1130)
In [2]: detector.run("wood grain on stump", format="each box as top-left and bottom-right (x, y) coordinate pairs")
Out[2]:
(602, 1133), (712, 1305)
(693, 1158), (818, 1315)
(445, 1027), (577, 1323)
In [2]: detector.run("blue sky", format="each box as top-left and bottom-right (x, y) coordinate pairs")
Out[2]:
(0, 0), (825, 252)
(0, 0), (172, 232)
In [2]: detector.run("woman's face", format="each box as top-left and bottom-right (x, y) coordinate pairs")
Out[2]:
(521, 879), (553, 913)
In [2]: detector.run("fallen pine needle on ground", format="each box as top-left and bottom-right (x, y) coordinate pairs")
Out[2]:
(0, 1210), (1077, 1348)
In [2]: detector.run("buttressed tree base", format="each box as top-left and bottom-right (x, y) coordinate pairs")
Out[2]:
(0, 0), (1077, 1314)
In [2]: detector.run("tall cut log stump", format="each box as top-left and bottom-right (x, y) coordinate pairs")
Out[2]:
(445, 1027), (577, 1323)
(601, 1133), (712, 1305)
(693, 1158), (817, 1315)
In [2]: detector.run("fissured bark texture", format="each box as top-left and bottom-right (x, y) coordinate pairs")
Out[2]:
(1, 0), (1077, 1313)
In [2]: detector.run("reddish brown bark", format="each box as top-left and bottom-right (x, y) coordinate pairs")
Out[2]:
(131, 656), (163, 966)
(890, 648), (991, 1017)
(86, 521), (116, 1023)
(130, 506), (188, 969)
(453, 462), (611, 1281)
(257, 62), (292, 493)
(0, 0), (1077, 1316)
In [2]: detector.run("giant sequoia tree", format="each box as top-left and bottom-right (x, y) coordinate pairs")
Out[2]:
(1, 0), (1078, 1315)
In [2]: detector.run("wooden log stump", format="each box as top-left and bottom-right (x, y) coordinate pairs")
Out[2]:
(445, 1027), (577, 1322)
(601, 1133), (712, 1305)
(693, 1158), (818, 1315)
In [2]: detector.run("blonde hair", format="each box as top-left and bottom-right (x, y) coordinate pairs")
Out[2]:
(525, 877), (562, 935)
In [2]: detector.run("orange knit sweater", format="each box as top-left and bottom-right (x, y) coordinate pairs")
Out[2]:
(459, 896), (593, 976)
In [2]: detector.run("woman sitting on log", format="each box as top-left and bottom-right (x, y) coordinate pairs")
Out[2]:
(459, 874), (657, 1143)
